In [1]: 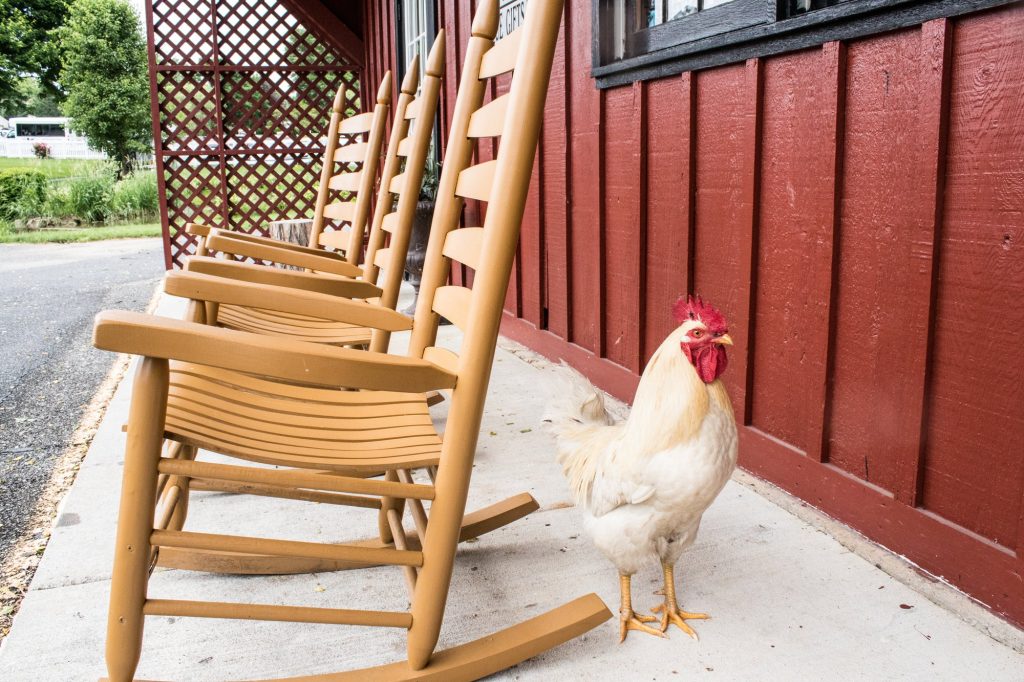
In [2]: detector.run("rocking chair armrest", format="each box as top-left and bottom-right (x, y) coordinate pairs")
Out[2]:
(205, 227), (335, 258)
(187, 223), (328, 259)
(185, 222), (213, 237)
(165, 271), (411, 332)
(182, 257), (383, 300)
(206, 232), (363, 279)
(93, 311), (457, 392)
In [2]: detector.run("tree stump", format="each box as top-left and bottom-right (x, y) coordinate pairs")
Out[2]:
(266, 219), (313, 270)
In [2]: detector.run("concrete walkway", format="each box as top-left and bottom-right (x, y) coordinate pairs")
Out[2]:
(1, 289), (1022, 681)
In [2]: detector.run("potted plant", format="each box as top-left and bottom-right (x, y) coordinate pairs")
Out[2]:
(403, 156), (440, 314)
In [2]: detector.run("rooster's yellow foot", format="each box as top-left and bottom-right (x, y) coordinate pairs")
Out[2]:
(618, 609), (665, 643)
(652, 602), (708, 640)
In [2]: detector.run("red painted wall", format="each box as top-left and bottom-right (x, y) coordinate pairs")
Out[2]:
(363, 0), (1024, 627)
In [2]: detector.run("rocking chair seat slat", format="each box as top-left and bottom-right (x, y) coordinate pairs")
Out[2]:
(216, 306), (374, 346)
(171, 363), (427, 407)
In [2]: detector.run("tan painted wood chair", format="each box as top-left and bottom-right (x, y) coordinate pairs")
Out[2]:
(185, 68), (392, 278)
(185, 36), (444, 349)
(148, 27), (538, 578)
(183, 34), (449, 355)
(93, 1), (607, 679)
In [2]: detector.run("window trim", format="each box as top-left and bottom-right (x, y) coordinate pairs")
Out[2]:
(592, 0), (1018, 89)
(625, 0), (776, 57)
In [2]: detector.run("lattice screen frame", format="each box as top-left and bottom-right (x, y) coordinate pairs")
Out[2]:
(144, 0), (363, 268)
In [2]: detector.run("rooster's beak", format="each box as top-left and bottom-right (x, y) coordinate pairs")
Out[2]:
(716, 334), (734, 346)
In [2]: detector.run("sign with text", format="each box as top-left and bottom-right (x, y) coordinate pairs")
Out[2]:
(497, 0), (528, 41)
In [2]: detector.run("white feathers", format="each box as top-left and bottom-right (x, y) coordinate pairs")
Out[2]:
(543, 364), (621, 508)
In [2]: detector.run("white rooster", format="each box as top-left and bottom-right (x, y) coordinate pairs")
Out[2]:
(546, 296), (738, 642)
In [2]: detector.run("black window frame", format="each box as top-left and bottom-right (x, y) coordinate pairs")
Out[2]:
(394, 0), (441, 164)
(593, 0), (1019, 88)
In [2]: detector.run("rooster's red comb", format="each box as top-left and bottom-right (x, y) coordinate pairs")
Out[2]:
(672, 295), (728, 332)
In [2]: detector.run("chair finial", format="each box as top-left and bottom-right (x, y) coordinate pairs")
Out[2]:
(425, 30), (446, 77)
(471, 0), (498, 40)
(400, 55), (421, 95)
(376, 71), (393, 104)
(331, 83), (346, 113)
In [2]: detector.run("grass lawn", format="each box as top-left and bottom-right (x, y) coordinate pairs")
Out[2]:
(0, 157), (110, 179)
(0, 221), (161, 244)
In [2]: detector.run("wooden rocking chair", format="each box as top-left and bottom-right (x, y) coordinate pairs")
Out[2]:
(185, 67), (392, 280)
(182, 35), (444, 350)
(93, 0), (608, 679)
(146, 25), (534, 578)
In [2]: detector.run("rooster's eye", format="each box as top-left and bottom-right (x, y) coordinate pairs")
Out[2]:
(691, 329), (703, 339)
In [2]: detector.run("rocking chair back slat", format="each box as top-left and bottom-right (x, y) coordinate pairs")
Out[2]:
(333, 141), (369, 162)
(466, 94), (509, 138)
(310, 73), (392, 262)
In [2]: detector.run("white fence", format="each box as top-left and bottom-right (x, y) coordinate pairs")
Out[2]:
(0, 137), (107, 160)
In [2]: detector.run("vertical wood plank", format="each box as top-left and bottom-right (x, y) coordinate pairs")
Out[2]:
(642, 73), (691, 364)
(919, 6), (1024, 550)
(737, 58), (764, 424)
(828, 29), (935, 492)
(692, 62), (753, 417)
(542, 9), (570, 335)
(892, 19), (952, 506)
(520, 147), (545, 326)
(804, 41), (846, 463)
(568, 0), (602, 353)
(601, 81), (644, 373)
(753, 48), (838, 458)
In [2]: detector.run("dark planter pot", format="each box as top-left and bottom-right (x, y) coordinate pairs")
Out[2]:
(403, 200), (434, 315)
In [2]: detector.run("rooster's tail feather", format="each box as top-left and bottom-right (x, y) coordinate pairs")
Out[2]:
(542, 362), (615, 436)
(543, 364), (619, 507)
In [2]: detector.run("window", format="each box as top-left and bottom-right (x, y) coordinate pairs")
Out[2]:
(594, 0), (1014, 87)
(396, 0), (435, 89)
(396, 0), (439, 162)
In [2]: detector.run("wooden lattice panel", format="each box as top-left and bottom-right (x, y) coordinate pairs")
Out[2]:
(146, 0), (360, 267)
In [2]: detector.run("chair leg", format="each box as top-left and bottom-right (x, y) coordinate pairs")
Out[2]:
(164, 444), (197, 532)
(407, 451), (474, 669)
(377, 469), (406, 544)
(106, 358), (168, 682)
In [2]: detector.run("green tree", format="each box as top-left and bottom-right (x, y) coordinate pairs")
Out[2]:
(0, 0), (69, 113)
(14, 76), (61, 116)
(59, 0), (149, 177)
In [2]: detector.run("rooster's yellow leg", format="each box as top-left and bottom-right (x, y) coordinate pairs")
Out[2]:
(652, 562), (709, 639)
(618, 573), (665, 643)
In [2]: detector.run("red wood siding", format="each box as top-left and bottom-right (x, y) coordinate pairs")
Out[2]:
(363, 0), (1024, 627)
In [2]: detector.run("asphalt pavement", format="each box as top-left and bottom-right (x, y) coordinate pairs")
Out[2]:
(0, 238), (163, 562)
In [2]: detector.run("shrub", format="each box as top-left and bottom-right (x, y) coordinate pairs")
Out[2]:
(32, 142), (52, 159)
(65, 171), (115, 222)
(0, 170), (48, 220)
(110, 171), (158, 221)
